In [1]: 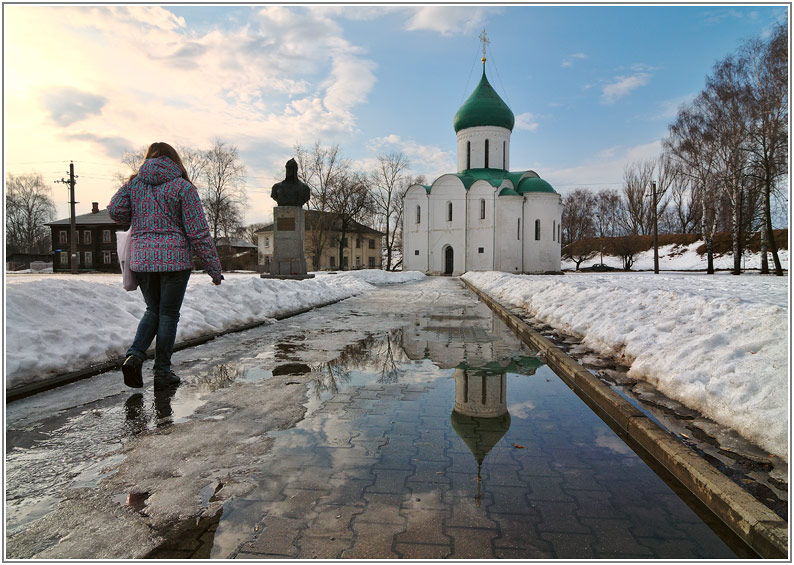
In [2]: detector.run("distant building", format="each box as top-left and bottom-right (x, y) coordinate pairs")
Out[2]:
(45, 202), (128, 273)
(255, 210), (384, 271)
(403, 48), (562, 275)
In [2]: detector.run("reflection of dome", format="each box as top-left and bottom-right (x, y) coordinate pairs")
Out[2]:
(450, 411), (511, 466)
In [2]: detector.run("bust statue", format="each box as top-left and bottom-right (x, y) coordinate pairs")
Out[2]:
(271, 158), (311, 207)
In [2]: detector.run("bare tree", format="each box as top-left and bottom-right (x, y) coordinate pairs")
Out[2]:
(370, 152), (410, 271)
(620, 160), (656, 235)
(200, 139), (247, 242)
(6, 173), (57, 254)
(561, 188), (597, 270)
(665, 99), (722, 273)
(327, 171), (375, 270)
(743, 23), (787, 275)
(295, 142), (352, 269)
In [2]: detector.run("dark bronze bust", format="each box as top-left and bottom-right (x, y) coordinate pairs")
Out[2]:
(271, 158), (310, 207)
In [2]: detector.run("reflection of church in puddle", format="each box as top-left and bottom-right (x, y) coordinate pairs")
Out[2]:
(402, 316), (542, 502)
(450, 358), (542, 504)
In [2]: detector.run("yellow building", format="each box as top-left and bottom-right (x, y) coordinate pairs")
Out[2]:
(255, 210), (384, 272)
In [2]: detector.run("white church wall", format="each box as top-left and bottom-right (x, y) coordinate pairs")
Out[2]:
(495, 195), (524, 273)
(466, 181), (496, 271)
(522, 193), (562, 273)
(403, 185), (429, 272)
(428, 177), (466, 275)
(456, 126), (511, 171)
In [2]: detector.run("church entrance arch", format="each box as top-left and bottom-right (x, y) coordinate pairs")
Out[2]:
(443, 245), (454, 275)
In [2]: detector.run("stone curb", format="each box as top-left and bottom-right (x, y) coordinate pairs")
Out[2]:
(461, 278), (788, 560)
(6, 297), (348, 403)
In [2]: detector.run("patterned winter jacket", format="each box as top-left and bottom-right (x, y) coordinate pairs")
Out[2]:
(108, 157), (223, 283)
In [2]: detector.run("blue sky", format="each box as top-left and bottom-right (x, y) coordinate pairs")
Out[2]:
(4, 4), (788, 225)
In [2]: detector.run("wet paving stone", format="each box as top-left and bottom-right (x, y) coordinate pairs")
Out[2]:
(217, 280), (747, 558)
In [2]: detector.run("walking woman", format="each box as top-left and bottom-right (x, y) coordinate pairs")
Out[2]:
(108, 142), (223, 389)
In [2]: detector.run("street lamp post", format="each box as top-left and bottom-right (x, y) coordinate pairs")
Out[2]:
(652, 181), (659, 274)
(595, 214), (603, 265)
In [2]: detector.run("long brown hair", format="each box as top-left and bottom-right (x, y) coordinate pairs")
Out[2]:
(129, 142), (190, 182)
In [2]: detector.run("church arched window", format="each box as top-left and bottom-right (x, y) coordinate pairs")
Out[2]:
(535, 219), (541, 241)
(503, 141), (506, 169)
(553, 220), (556, 241)
(517, 218), (521, 240)
(466, 141), (471, 169)
(480, 199), (486, 220)
(484, 139), (489, 168)
(416, 205), (421, 224)
(558, 224), (561, 242)
(447, 201), (453, 222)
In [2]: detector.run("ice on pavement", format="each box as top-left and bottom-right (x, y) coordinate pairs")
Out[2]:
(5, 270), (425, 391)
(462, 270), (788, 461)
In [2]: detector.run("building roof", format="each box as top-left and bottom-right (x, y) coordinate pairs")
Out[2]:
(450, 168), (556, 194)
(46, 208), (121, 227)
(254, 209), (385, 236)
(453, 67), (515, 133)
(215, 237), (257, 249)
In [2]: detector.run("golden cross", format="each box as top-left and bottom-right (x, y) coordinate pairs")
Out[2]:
(479, 29), (489, 62)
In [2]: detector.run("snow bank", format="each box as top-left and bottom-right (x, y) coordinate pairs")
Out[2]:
(563, 243), (789, 272)
(462, 270), (789, 460)
(5, 270), (425, 391)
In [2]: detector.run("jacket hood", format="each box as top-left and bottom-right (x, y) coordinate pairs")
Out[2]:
(137, 157), (183, 186)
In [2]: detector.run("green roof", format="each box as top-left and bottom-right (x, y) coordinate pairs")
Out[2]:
(453, 67), (515, 133)
(517, 177), (556, 194)
(448, 168), (557, 195)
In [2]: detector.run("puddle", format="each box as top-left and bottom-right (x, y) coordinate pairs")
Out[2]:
(184, 302), (746, 559)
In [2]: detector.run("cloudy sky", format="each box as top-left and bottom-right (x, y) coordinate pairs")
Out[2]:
(4, 4), (787, 225)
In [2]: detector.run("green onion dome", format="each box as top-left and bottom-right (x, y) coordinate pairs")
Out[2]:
(454, 67), (515, 133)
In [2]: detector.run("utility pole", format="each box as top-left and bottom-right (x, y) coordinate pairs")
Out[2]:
(652, 180), (659, 274)
(56, 162), (79, 274)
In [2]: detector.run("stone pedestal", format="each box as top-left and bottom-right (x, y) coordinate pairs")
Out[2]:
(261, 206), (314, 280)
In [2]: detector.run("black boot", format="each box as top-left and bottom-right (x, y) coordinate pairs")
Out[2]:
(122, 355), (143, 388)
(154, 371), (181, 389)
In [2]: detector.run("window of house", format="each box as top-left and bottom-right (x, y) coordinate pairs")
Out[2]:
(60, 231), (68, 244)
(517, 218), (521, 240)
(369, 256), (375, 267)
(356, 238), (361, 248)
(416, 205), (421, 224)
(60, 251), (68, 265)
(330, 256), (336, 268)
(342, 238), (348, 248)
(84, 251), (93, 266)
(484, 139), (489, 168)
(466, 141), (471, 169)
(535, 219), (541, 241)
(84, 230), (92, 244)
(265, 256), (271, 268)
(553, 220), (556, 241)
(447, 202), (453, 222)
(414, 250), (419, 255)
(369, 239), (375, 249)
(356, 256), (361, 267)
(265, 236), (270, 247)
(102, 230), (111, 243)
(478, 247), (484, 254)
(343, 256), (349, 268)
(103, 250), (111, 264)
(480, 199), (485, 220)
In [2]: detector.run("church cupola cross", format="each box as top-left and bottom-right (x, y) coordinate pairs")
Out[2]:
(479, 29), (489, 63)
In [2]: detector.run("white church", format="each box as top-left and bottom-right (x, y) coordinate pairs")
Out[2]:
(403, 39), (562, 276)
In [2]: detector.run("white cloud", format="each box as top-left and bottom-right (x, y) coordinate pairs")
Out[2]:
(601, 73), (651, 104)
(404, 6), (500, 36)
(562, 52), (588, 68)
(652, 92), (697, 121)
(367, 134), (455, 181)
(538, 140), (663, 194)
(514, 112), (539, 131)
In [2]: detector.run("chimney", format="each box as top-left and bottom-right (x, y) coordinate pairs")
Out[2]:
(92, 202), (99, 214)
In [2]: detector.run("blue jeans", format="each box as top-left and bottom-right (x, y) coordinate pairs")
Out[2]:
(126, 270), (191, 377)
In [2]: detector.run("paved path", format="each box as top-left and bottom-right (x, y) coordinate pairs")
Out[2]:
(7, 277), (741, 559)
